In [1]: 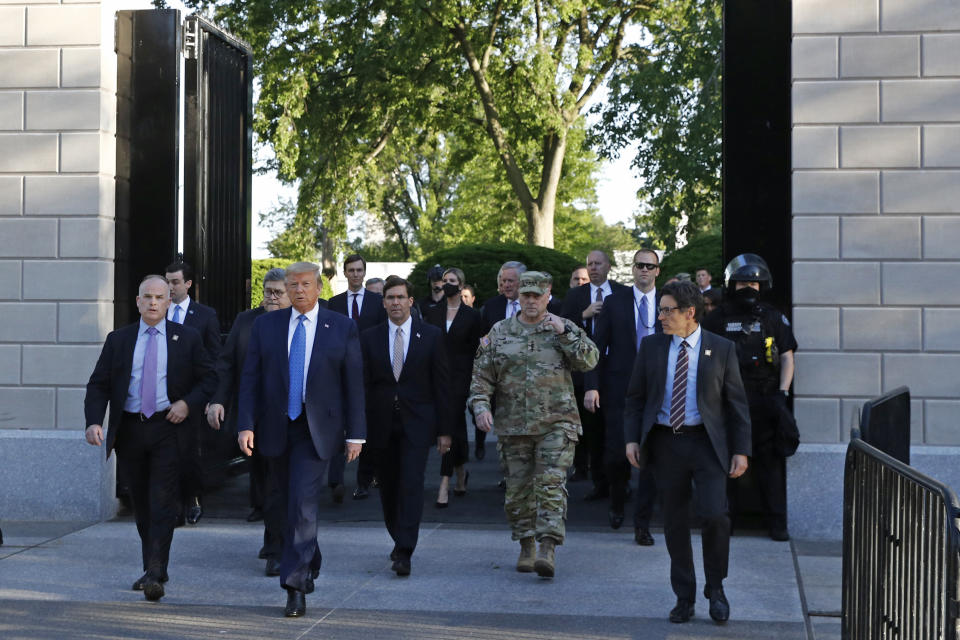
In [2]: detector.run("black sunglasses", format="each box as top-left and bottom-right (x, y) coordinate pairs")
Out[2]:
(634, 262), (659, 271)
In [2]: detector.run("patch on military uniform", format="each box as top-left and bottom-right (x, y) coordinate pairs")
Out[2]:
(480, 335), (491, 347)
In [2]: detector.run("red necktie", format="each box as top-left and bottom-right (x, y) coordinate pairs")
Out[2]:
(670, 341), (689, 432)
(351, 293), (360, 324)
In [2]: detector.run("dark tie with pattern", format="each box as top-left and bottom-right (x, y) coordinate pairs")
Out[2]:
(140, 326), (159, 417)
(593, 287), (603, 334)
(351, 294), (360, 324)
(669, 340), (689, 432)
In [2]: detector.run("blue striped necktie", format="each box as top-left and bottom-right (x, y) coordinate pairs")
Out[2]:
(288, 315), (306, 419)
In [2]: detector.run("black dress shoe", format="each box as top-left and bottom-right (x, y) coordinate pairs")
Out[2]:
(132, 572), (169, 591)
(392, 555), (411, 577)
(186, 499), (202, 525)
(584, 486), (609, 501)
(769, 527), (790, 541)
(704, 585), (730, 623)
(247, 508), (263, 522)
(143, 577), (164, 601)
(265, 557), (281, 577)
(353, 485), (369, 500)
(608, 509), (624, 530)
(634, 527), (654, 546)
(434, 499), (449, 509)
(475, 442), (485, 460)
(669, 599), (695, 623)
(331, 483), (345, 504)
(453, 470), (470, 496)
(258, 546), (268, 560)
(284, 589), (306, 617)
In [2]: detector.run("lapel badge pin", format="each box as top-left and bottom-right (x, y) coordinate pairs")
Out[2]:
(416, 333), (421, 339)
(704, 349), (711, 356)
(324, 323), (330, 328)
(173, 334), (179, 341)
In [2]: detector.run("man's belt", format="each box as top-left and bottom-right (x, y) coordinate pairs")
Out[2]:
(653, 423), (705, 435)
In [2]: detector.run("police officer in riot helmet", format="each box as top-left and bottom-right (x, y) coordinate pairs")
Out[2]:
(702, 254), (798, 542)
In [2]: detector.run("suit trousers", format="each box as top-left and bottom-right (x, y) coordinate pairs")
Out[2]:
(248, 446), (268, 510)
(116, 412), (181, 578)
(730, 393), (787, 530)
(261, 454), (287, 560)
(575, 385), (606, 488)
(176, 417), (203, 503)
(649, 427), (730, 601)
(375, 413), (430, 556)
(604, 404), (657, 526)
(270, 415), (326, 592)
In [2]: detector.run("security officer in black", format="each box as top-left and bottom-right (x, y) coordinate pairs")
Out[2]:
(703, 254), (797, 541)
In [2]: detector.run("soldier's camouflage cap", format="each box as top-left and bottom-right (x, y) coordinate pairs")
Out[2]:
(518, 271), (553, 295)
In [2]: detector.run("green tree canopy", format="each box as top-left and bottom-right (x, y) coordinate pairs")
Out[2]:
(592, 0), (722, 250)
(407, 242), (580, 306)
(191, 0), (651, 252)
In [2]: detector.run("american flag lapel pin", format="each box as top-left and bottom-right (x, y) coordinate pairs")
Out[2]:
(173, 334), (179, 341)
(416, 333), (421, 339)
(324, 323), (330, 328)
(704, 349), (711, 356)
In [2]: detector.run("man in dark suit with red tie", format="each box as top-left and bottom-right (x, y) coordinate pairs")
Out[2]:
(361, 276), (451, 576)
(624, 280), (751, 624)
(237, 262), (366, 618)
(84, 274), (215, 601)
(584, 248), (661, 544)
(327, 254), (386, 500)
(165, 261), (222, 525)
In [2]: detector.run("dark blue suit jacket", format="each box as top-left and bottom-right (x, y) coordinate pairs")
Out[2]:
(360, 318), (451, 449)
(584, 287), (661, 408)
(237, 305), (366, 459)
(180, 300), (222, 360)
(328, 290), (387, 332)
(84, 320), (216, 457)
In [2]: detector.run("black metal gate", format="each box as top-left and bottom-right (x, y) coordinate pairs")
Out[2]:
(843, 436), (960, 639)
(115, 9), (251, 331)
(183, 16), (253, 333)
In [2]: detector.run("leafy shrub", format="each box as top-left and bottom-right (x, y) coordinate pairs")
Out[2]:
(407, 243), (580, 307)
(657, 233), (723, 289)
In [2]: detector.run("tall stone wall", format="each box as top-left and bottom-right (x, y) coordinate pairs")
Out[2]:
(0, 0), (120, 520)
(790, 0), (960, 538)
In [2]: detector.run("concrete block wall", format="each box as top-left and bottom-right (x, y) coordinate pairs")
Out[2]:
(0, 0), (126, 520)
(792, 0), (960, 449)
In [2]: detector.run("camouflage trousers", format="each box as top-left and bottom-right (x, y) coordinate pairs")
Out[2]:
(497, 430), (576, 544)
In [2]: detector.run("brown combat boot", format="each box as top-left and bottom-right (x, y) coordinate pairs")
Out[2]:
(534, 537), (556, 578)
(516, 537), (536, 573)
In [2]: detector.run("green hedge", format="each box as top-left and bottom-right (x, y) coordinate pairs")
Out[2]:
(407, 243), (580, 307)
(656, 233), (723, 289)
(251, 259), (334, 309)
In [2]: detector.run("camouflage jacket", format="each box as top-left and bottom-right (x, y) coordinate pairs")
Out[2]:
(469, 315), (599, 438)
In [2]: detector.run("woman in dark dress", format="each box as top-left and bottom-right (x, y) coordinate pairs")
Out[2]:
(426, 267), (483, 507)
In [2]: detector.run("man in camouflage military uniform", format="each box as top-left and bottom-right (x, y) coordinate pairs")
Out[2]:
(470, 271), (599, 578)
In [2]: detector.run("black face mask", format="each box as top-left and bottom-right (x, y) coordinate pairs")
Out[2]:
(443, 283), (460, 298)
(732, 285), (759, 310)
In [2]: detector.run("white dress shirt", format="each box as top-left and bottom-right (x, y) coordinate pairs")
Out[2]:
(167, 295), (190, 323)
(388, 315), (413, 363)
(287, 303), (320, 404)
(633, 286), (657, 333)
(657, 324), (703, 426)
(348, 288), (365, 320)
(505, 298), (520, 320)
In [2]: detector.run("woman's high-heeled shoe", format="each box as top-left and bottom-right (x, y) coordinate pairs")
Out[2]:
(453, 470), (470, 497)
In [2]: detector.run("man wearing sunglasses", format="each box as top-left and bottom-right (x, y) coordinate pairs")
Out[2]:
(624, 280), (751, 625)
(584, 249), (662, 545)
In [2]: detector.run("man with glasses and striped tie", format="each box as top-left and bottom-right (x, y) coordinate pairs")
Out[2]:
(623, 279), (751, 625)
